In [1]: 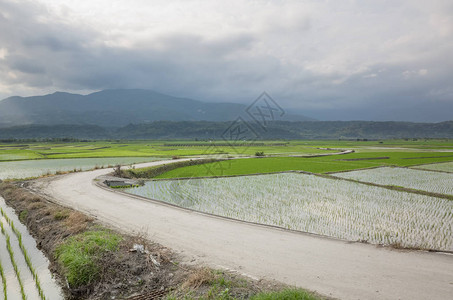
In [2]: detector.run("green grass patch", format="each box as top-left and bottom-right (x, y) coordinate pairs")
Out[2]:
(55, 229), (122, 287)
(250, 288), (321, 300)
(53, 210), (70, 221)
(19, 210), (28, 223)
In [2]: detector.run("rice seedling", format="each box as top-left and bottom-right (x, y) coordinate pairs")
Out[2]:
(334, 167), (453, 196)
(1, 208), (46, 299)
(2, 226), (27, 300)
(126, 173), (453, 251)
(0, 245), (6, 300)
(413, 162), (453, 173)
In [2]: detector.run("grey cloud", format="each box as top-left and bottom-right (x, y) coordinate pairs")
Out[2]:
(0, 0), (452, 122)
(8, 56), (46, 74)
(23, 34), (83, 52)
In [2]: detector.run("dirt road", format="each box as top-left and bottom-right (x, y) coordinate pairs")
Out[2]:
(32, 160), (453, 300)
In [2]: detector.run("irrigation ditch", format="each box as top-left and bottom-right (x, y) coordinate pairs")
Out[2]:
(0, 195), (63, 299)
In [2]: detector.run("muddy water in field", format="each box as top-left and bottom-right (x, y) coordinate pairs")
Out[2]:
(0, 197), (63, 299)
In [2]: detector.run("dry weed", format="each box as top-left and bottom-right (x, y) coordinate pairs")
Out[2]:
(27, 202), (46, 210)
(130, 227), (151, 247)
(181, 268), (215, 290)
(64, 211), (91, 234)
(24, 194), (42, 203)
(53, 209), (71, 220)
(0, 182), (16, 195)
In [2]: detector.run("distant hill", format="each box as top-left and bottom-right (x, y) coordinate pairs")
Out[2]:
(114, 121), (453, 139)
(0, 89), (314, 127)
(0, 124), (109, 139)
(1, 121), (452, 140)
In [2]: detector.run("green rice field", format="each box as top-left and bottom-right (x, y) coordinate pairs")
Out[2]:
(155, 151), (453, 179)
(0, 140), (337, 161)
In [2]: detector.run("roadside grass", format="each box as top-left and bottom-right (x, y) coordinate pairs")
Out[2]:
(169, 268), (247, 300)
(55, 229), (122, 288)
(169, 269), (322, 300)
(250, 288), (321, 300)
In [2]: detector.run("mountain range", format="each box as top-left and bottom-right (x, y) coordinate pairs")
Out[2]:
(0, 89), (313, 127)
(1, 89), (452, 140)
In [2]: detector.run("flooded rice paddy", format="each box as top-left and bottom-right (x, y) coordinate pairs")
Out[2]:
(0, 196), (63, 299)
(0, 157), (164, 180)
(125, 173), (453, 251)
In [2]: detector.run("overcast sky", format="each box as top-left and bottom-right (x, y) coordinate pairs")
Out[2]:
(1, 0), (452, 121)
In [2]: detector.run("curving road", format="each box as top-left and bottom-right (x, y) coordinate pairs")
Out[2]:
(31, 160), (453, 300)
